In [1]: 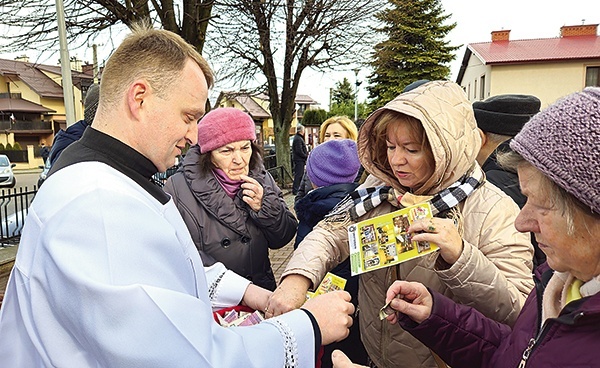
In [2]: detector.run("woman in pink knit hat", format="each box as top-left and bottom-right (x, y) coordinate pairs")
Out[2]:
(164, 107), (298, 291)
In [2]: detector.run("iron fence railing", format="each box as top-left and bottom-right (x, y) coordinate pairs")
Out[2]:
(264, 154), (293, 190)
(264, 154), (277, 170)
(0, 150), (28, 163)
(0, 186), (37, 245)
(267, 166), (293, 190)
(0, 120), (52, 131)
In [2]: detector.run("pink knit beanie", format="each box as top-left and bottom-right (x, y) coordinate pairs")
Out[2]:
(197, 108), (256, 153)
(510, 87), (600, 214)
(306, 139), (360, 187)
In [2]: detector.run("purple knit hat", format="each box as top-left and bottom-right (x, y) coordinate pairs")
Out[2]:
(306, 139), (360, 187)
(197, 108), (256, 153)
(510, 87), (600, 214)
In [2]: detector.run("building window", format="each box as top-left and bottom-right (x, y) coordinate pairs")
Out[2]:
(585, 66), (600, 87)
(480, 75), (486, 100)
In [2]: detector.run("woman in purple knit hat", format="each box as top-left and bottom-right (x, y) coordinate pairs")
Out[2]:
(333, 87), (600, 368)
(164, 107), (298, 291)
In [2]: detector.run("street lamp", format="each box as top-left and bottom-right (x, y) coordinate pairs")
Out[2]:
(353, 68), (360, 123)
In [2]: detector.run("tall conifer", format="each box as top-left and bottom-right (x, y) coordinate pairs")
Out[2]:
(368, 0), (460, 108)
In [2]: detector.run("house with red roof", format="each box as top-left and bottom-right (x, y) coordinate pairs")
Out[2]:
(0, 56), (95, 167)
(457, 23), (600, 107)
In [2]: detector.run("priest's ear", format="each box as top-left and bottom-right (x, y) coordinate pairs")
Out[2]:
(127, 79), (150, 120)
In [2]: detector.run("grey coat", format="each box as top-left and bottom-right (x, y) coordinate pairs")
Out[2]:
(164, 146), (298, 291)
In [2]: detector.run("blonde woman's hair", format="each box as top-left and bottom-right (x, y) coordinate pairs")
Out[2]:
(319, 116), (359, 142)
(99, 21), (214, 110)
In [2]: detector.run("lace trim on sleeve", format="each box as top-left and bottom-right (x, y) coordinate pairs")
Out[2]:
(208, 270), (226, 302)
(265, 319), (299, 368)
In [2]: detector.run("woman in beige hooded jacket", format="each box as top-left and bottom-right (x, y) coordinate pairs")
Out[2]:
(266, 81), (534, 368)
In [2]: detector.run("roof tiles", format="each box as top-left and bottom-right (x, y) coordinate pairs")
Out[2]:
(469, 35), (600, 64)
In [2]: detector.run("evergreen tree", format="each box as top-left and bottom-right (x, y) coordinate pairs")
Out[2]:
(329, 77), (369, 121)
(332, 78), (355, 105)
(368, 0), (460, 108)
(302, 109), (328, 126)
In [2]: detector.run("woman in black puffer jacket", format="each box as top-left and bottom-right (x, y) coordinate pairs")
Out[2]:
(164, 108), (297, 291)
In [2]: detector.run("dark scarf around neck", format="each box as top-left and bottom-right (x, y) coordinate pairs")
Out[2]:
(327, 165), (485, 222)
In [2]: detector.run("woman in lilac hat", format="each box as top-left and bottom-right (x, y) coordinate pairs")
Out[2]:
(333, 87), (600, 368)
(295, 138), (368, 366)
(164, 107), (298, 291)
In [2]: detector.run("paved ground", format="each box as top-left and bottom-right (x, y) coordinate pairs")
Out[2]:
(269, 190), (296, 283)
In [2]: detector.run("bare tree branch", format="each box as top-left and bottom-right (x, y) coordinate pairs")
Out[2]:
(0, 0), (215, 62)
(207, 0), (384, 170)
(0, 0), (382, 175)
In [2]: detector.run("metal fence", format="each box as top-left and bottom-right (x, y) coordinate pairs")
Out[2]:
(0, 186), (37, 245)
(264, 154), (293, 190)
(263, 154), (277, 170)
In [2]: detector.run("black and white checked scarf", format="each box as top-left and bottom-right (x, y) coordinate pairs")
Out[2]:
(327, 166), (485, 221)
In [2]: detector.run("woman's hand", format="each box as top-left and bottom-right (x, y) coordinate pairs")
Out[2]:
(385, 281), (433, 324)
(240, 284), (273, 313)
(240, 174), (264, 212)
(408, 217), (463, 265)
(264, 275), (312, 318)
(332, 350), (368, 368)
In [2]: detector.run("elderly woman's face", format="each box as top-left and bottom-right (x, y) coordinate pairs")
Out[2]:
(515, 165), (600, 281)
(386, 121), (434, 191)
(210, 140), (252, 180)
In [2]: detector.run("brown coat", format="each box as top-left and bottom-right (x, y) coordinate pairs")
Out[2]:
(282, 81), (534, 368)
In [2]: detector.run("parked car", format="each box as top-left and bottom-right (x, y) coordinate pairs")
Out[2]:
(263, 144), (276, 156)
(152, 155), (183, 187)
(0, 154), (16, 188)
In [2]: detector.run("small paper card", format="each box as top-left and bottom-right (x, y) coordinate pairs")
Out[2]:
(306, 272), (347, 300)
(347, 203), (438, 276)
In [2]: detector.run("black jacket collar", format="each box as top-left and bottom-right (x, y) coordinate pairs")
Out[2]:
(48, 127), (169, 204)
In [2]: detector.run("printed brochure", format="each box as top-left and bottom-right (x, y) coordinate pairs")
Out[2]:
(306, 272), (347, 300)
(347, 203), (438, 275)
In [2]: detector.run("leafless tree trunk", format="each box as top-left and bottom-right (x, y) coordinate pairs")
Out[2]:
(0, 0), (382, 176)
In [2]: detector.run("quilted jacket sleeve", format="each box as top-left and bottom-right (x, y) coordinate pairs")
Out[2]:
(435, 182), (534, 326)
(282, 214), (352, 288)
(398, 289), (512, 368)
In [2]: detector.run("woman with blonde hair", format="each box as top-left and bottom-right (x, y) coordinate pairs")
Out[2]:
(295, 116), (359, 203)
(319, 115), (359, 142)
